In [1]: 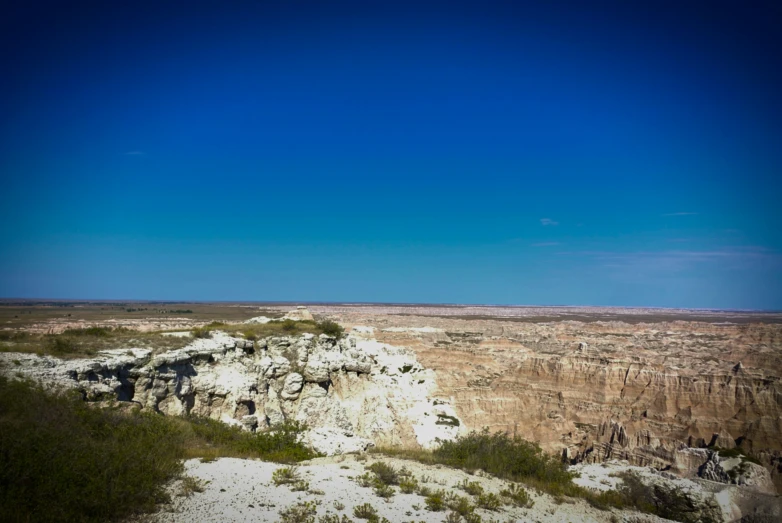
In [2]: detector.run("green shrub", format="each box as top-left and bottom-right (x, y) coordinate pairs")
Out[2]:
(416, 484), (433, 497)
(61, 326), (116, 337)
(373, 480), (395, 499)
(0, 376), (185, 522)
(425, 490), (446, 511)
(47, 336), (80, 354)
(580, 471), (719, 523)
(458, 479), (484, 496)
(279, 500), (317, 523)
(291, 479), (310, 491)
(355, 472), (375, 487)
(317, 319), (345, 338)
(445, 494), (475, 517)
(433, 429), (574, 493)
(399, 476), (419, 493)
(368, 461), (400, 485)
(186, 417), (315, 462)
(320, 514), (354, 523)
(272, 466), (301, 485)
(353, 502), (379, 520)
(192, 326), (213, 339)
(500, 483), (533, 508)
(476, 492), (502, 511)
(177, 476), (206, 497)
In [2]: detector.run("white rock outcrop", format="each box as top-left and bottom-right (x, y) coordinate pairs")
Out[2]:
(282, 306), (314, 321)
(0, 326), (463, 456)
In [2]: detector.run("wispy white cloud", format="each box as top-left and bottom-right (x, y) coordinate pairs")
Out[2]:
(560, 246), (781, 272)
(124, 151), (146, 156)
(662, 212), (698, 216)
(540, 218), (558, 226)
(532, 242), (561, 247)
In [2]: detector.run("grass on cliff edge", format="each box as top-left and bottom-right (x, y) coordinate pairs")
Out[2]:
(193, 318), (345, 339)
(0, 376), (315, 523)
(374, 429), (711, 521)
(0, 326), (194, 359)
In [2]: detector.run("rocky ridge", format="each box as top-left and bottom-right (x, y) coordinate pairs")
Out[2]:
(0, 327), (462, 456)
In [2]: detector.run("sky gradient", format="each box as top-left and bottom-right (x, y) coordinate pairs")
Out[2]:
(1, 1), (781, 309)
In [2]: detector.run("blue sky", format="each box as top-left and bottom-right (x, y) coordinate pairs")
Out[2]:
(1, 1), (781, 309)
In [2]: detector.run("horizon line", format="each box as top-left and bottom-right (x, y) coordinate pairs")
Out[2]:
(0, 297), (780, 314)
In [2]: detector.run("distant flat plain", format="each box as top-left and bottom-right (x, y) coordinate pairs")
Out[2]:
(1, 299), (780, 331)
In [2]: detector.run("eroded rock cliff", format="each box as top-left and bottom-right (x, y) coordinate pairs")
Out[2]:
(0, 329), (463, 455)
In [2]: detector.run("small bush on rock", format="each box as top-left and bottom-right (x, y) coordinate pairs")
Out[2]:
(279, 500), (317, 523)
(425, 490), (446, 511)
(434, 429), (574, 495)
(320, 514), (355, 523)
(373, 480), (395, 499)
(368, 461), (400, 485)
(272, 466), (301, 486)
(399, 476), (419, 493)
(476, 492), (502, 511)
(458, 479), (484, 496)
(353, 502), (379, 520)
(446, 494), (475, 517)
(317, 319), (345, 338)
(500, 483), (533, 508)
(177, 476), (206, 497)
(355, 472), (375, 487)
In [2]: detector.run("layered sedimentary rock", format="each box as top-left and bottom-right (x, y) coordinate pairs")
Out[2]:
(340, 315), (782, 493)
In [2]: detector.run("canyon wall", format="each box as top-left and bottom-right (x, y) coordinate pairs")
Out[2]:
(369, 319), (782, 492)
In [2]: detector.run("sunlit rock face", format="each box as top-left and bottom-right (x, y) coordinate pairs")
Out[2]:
(368, 318), (782, 493)
(1, 328), (463, 456)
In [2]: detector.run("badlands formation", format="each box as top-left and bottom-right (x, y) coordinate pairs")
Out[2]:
(2, 303), (781, 522)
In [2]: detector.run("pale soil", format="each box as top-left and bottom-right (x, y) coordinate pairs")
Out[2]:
(148, 455), (664, 523)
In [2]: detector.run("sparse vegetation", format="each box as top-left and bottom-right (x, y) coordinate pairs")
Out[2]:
(475, 492), (502, 511)
(279, 500), (318, 523)
(500, 483), (533, 508)
(0, 327), (194, 358)
(444, 493), (475, 517)
(317, 319), (345, 338)
(368, 461), (401, 485)
(433, 429), (575, 494)
(458, 479), (484, 496)
(320, 514), (355, 523)
(584, 471), (720, 523)
(183, 417), (315, 462)
(353, 502), (379, 520)
(200, 318), (345, 340)
(425, 490), (446, 511)
(710, 445), (761, 465)
(355, 472), (376, 487)
(373, 481), (395, 499)
(272, 466), (302, 485)
(177, 475), (206, 497)
(0, 376), (185, 522)
(399, 476), (419, 493)
(0, 376), (319, 522)
(435, 414), (461, 427)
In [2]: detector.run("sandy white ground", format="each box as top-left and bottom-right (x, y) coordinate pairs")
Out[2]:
(150, 455), (665, 523)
